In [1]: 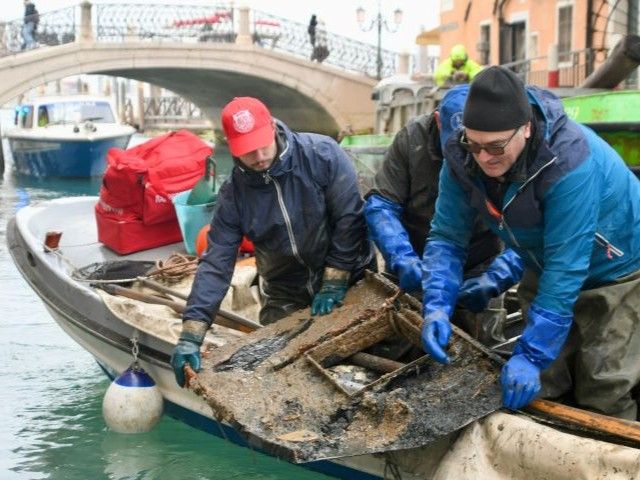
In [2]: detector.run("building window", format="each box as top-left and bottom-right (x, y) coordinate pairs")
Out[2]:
(500, 20), (526, 69)
(478, 24), (491, 65)
(441, 0), (454, 12)
(558, 4), (573, 63)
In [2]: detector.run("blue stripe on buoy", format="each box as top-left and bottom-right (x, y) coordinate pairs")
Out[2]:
(114, 367), (156, 387)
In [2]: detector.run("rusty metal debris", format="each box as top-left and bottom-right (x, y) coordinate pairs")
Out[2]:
(189, 271), (504, 463)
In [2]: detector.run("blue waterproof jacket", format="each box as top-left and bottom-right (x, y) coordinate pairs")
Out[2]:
(184, 121), (372, 324)
(430, 86), (640, 317)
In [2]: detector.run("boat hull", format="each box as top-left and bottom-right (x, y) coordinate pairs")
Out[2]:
(561, 90), (640, 170)
(42, 301), (388, 480)
(8, 134), (132, 178)
(4, 197), (396, 480)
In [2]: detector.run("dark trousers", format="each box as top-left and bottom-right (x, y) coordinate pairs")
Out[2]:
(518, 269), (640, 420)
(259, 255), (377, 325)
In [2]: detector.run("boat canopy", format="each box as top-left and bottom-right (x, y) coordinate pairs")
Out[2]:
(15, 97), (116, 129)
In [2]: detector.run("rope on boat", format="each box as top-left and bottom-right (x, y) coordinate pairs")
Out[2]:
(147, 253), (198, 282)
(43, 243), (198, 285)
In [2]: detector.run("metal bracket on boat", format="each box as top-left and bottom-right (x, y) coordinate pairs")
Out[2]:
(130, 333), (141, 370)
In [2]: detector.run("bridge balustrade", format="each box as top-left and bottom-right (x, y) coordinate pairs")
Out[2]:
(1, 2), (399, 79)
(144, 96), (203, 119)
(251, 10), (397, 78)
(1, 6), (75, 55)
(95, 3), (236, 44)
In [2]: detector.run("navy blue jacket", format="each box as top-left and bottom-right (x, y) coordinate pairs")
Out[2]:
(184, 121), (372, 324)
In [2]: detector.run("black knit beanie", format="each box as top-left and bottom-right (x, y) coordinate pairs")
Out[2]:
(462, 66), (531, 131)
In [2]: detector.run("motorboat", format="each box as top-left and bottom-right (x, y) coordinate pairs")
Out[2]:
(561, 89), (640, 177)
(8, 195), (640, 480)
(339, 133), (393, 194)
(5, 95), (135, 177)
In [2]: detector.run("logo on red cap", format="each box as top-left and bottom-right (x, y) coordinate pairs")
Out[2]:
(232, 110), (255, 133)
(221, 97), (275, 157)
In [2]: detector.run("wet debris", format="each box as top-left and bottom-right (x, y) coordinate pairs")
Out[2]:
(215, 318), (314, 372)
(191, 272), (503, 463)
(327, 364), (380, 394)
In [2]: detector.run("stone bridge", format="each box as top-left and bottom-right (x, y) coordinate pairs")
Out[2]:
(0, 2), (406, 135)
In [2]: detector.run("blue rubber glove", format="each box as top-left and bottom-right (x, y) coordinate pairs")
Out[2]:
(393, 256), (422, 292)
(422, 311), (453, 364)
(501, 354), (540, 410)
(420, 240), (466, 364)
(458, 248), (524, 313)
(171, 319), (208, 387)
(501, 304), (572, 410)
(311, 267), (350, 316)
(364, 194), (422, 292)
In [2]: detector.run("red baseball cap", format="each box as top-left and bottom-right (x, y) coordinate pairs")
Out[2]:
(221, 97), (275, 157)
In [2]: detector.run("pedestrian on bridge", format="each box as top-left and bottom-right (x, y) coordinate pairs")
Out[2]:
(421, 65), (640, 420)
(311, 18), (329, 63)
(21, 0), (38, 50)
(308, 14), (317, 47)
(171, 96), (375, 388)
(364, 84), (521, 345)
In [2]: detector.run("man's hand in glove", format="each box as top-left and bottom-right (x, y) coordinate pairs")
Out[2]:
(170, 319), (208, 387)
(311, 267), (350, 316)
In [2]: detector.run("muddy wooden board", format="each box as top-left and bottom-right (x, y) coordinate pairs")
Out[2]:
(188, 272), (504, 463)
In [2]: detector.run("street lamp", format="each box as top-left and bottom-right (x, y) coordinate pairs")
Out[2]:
(356, 1), (403, 79)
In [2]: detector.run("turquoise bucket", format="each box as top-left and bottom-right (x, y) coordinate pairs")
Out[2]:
(172, 189), (216, 255)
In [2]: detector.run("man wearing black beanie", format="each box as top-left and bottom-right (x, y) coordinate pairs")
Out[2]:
(420, 65), (640, 420)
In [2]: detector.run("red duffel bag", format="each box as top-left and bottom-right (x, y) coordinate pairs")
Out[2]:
(96, 130), (213, 254)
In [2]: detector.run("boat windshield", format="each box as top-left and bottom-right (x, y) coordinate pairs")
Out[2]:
(14, 105), (34, 128)
(39, 100), (116, 126)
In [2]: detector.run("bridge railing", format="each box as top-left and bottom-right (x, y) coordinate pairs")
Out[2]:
(1, 2), (398, 79)
(0, 6), (76, 56)
(144, 96), (203, 118)
(500, 48), (604, 88)
(94, 3), (236, 43)
(251, 10), (398, 78)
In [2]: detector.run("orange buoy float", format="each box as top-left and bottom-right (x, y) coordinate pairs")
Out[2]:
(195, 224), (210, 257)
(195, 224), (255, 257)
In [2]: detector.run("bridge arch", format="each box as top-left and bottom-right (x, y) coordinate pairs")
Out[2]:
(0, 42), (377, 136)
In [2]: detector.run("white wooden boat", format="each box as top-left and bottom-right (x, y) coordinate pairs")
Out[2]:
(8, 196), (640, 479)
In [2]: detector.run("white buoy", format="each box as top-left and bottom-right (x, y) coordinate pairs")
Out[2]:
(102, 365), (164, 434)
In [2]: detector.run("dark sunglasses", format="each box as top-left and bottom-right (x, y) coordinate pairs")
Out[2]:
(459, 127), (521, 156)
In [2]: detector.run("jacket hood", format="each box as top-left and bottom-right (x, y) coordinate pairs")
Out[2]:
(525, 86), (568, 141)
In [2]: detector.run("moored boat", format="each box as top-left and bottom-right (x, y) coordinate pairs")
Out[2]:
(340, 133), (392, 193)
(8, 195), (640, 480)
(5, 95), (136, 177)
(561, 90), (640, 173)
(6, 195), (392, 479)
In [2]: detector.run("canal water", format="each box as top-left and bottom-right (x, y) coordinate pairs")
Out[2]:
(0, 133), (331, 479)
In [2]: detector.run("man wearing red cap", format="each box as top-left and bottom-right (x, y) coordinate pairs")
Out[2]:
(171, 97), (374, 387)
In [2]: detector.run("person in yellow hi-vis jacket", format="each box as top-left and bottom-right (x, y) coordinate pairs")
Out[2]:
(434, 44), (483, 87)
